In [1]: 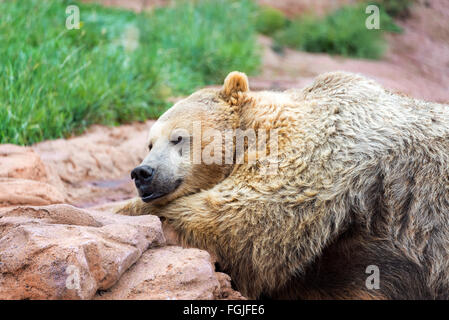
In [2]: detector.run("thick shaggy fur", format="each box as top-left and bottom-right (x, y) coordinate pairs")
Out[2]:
(119, 72), (449, 299)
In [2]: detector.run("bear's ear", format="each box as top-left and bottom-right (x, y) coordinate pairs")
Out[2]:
(222, 71), (249, 97)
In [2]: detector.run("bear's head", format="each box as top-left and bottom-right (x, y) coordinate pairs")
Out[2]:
(131, 71), (250, 205)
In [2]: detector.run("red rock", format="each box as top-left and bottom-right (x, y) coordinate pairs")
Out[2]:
(0, 178), (65, 207)
(0, 144), (66, 207)
(95, 246), (244, 300)
(0, 204), (165, 299)
(214, 272), (246, 300)
(0, 144), (48, 181)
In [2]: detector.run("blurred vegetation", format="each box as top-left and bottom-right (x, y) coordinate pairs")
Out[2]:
(255, 6), (289, 36)
(273, 4), (402, 59)
(373, 0), (413, 18)
(0, 0), (412, 145)
(0, 0), (260, 145)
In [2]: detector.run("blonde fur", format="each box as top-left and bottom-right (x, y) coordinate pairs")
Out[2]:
(118, 72), (449, 299)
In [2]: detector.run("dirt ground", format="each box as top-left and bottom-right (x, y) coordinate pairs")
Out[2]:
(251, 0), (449, 103)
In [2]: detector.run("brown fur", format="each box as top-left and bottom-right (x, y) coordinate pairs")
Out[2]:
(118, 71), (449, 300)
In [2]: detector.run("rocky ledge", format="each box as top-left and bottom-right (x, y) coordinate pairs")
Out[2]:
(0, 134), (244, 300)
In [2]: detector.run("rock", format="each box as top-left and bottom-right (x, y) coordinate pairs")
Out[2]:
(0, 204), (165, 299)
(95, 246), (243, 300)
(0, 178), (65, 207)
(214, 272), (246, 300)
(91, 202), (245, 300)
(91, 201), (182, 246)
(88, 200), (129, 213)
(33, 122), (152, 183)
(0, 144), (48, 181)
(0, 144), (66, 207)
(33, 121), (153, 207)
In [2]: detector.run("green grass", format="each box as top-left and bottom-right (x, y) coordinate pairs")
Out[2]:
(273, 4), (401, 59)
(0, 0), (260, 145)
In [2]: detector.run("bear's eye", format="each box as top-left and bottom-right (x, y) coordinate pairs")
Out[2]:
(148, 143), (153, 151)
(171, 136), (183, 145)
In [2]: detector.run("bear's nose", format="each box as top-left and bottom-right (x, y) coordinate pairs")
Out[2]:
(131, 165), (154, 184)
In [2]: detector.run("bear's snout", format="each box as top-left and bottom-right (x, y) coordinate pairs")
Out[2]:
(131, 165), (157, 201)
(131, 165), (181, 202)
(131, 165), (154, 185)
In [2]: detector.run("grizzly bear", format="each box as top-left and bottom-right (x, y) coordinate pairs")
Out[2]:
(118, 71), (449, 299)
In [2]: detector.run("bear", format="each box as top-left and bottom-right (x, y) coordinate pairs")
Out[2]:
(117, 71), (449, 299)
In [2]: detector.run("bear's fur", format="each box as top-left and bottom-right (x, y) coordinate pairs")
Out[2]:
(119, 71), (449, 299)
